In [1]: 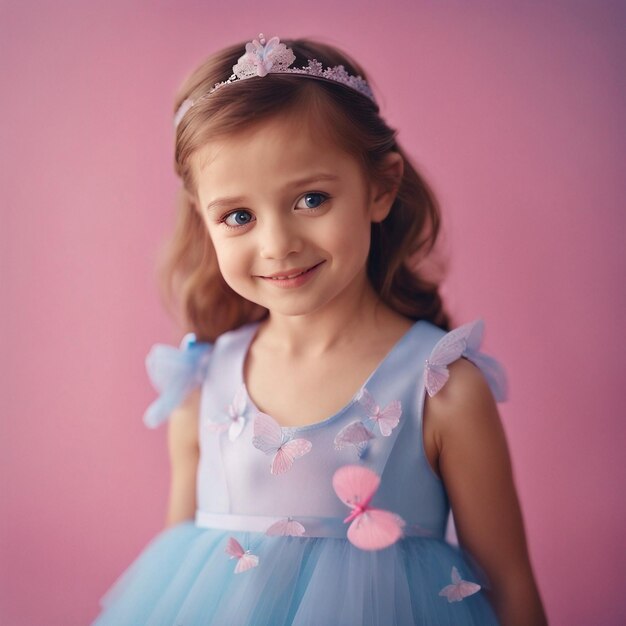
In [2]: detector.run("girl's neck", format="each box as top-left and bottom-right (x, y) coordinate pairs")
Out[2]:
(256, 279), (411, 358)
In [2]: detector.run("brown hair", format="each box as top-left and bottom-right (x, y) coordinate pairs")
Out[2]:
(156, 37), (453, 341)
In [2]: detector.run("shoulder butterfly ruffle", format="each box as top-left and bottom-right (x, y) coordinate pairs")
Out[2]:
(143, 333), (213, 429)
(424, 319), (508, 402)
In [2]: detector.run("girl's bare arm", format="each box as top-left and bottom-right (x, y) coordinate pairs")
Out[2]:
(425, 358), (548, 626)
(165, 388), (201, 528)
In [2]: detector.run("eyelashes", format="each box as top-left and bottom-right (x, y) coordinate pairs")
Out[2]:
(218, 192), (331, 231)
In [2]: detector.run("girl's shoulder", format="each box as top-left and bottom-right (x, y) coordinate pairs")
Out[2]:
(211, 320), (261, 353)
(420, 318), (509, 480)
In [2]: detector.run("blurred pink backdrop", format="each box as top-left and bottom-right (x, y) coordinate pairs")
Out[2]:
(1, 1), (624, 624)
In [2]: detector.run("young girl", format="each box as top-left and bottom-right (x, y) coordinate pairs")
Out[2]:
(92, 34), (547, 626)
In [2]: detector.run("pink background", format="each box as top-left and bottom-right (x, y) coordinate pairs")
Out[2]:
(2, 1), (624, 624)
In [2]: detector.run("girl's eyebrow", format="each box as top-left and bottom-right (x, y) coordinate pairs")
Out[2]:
(205, 173), (340, 213)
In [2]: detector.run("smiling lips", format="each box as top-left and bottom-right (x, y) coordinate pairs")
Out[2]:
(256, 261), (325, 287)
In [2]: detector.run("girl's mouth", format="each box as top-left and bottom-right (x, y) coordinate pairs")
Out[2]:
(259, 261), (325, 288)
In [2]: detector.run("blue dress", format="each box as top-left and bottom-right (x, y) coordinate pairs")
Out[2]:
(92, 317), (508, 625)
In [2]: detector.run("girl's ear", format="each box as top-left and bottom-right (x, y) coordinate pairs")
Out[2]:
(368, 152), (404, 223)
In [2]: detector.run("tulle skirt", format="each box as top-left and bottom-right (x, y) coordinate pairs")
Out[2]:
(92, 520), (500, 625)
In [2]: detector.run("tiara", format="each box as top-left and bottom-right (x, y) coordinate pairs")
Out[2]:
(174, 33), (377, 129)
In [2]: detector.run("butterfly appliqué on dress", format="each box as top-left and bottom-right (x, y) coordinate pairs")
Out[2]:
(207, 385), (248, 442)
(224, 536), (259, 574)
(423, 318), (508, 401)
(332, 464), (405, 550)
(424, 320), (483, 397)
(438, 566), (481, 602)
(252, 411), (313, 475)
(334, 388), (402, 457)
(356, 388), (402, 436)
(334, 420), (375, 458)
(265, 517), (306, 537)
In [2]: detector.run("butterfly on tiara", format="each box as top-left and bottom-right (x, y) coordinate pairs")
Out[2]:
(332, 464), (405, 550)
(238, 34), (295, 78)
(438, 566), (481, 602)
(252, 411), (312, 475)
(206, 385), (247, 441)
(224, 536), (259, 574)
(265, 517), (306, 537)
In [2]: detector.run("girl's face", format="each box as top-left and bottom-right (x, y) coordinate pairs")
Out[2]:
(191, 113), (399, 320)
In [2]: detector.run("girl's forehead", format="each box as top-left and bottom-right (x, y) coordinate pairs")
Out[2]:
(192, 116), (360, 193)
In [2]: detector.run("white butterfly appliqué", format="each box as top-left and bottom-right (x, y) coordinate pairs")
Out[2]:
(252, 411), (312, 475)
(207, 385), (247, 442)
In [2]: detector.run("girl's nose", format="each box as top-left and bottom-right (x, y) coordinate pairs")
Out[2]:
(258, 217), (303, 260)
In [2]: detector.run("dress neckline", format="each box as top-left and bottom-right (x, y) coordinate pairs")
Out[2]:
(238, 319), (425, 432)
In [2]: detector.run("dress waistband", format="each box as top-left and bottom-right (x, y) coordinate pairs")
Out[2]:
(195, 510), (441, 539)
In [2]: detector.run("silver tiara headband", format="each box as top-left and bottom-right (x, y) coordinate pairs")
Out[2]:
(173, 33), (377, 129)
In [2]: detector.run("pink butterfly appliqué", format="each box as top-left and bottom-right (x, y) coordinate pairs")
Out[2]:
(438, 566), (481, 602)
(424, 318), (509, 401)
(224, 536), (259, 574)
(423, 319), (483, 397)
(265, 517), (306, 537)
(207, 385), (247, 441)
(252, 412), (312, 475)
(356, 388), (402, 437)
(334, 420), (375, 458)
(332, 464), (405, 550)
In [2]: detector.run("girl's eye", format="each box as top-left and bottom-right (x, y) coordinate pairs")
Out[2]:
(297, 192), (329, 210)
(223, 210), (254, 228)
(220, 192), (329, 230)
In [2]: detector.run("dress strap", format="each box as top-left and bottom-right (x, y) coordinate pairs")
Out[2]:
(143, 332), (213, 429)
(364, 321), (424, 478)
